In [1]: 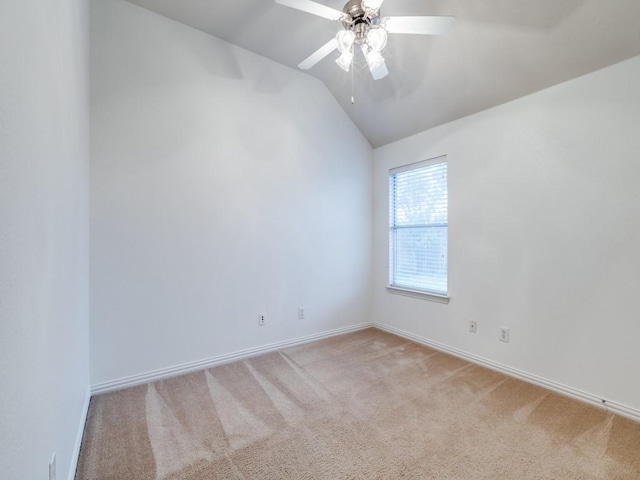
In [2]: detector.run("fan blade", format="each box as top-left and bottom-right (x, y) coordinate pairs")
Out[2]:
(371, 61), (389, 80)
(275, 0), (344, 21)
(298, 38), (338, 70)
(363, 0), (385, 11)
(385, 16), (455, 35)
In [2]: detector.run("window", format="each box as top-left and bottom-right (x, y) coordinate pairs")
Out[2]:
(389, 156), (448, 299)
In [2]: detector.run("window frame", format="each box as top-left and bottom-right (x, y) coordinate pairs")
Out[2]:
(387, 155), (450, 304)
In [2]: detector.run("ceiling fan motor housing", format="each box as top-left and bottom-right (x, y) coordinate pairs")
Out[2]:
(341, 0), (381, 44)
(343, 0), (365, 17)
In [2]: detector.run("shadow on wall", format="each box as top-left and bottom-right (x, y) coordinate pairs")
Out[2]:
(253, 65), (296, 95)
(170, 27), (244, 81)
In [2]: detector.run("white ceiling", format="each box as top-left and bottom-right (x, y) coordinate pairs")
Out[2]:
(124, 0), (640, 147)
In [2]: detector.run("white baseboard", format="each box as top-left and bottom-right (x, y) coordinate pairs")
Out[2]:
(373, 323), (640, 424)
(68, 386), (91, 480)
(89, 320), (640, 423)
(91, 323), (373, 395)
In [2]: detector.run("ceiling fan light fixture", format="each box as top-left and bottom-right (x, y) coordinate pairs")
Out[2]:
(336, 50), (354, 72)
(363, 47), (384, 70)
(336, 30), (356, 53)
(274, 0), (455, 81)
(367, 27), (387, 51)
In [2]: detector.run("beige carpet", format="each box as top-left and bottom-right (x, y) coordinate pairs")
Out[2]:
(76, 328), (640, 479)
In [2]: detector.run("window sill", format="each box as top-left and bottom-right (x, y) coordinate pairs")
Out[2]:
(386, 286), (450, 304)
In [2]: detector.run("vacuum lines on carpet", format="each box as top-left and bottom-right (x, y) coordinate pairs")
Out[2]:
(75, 329), (640, 479)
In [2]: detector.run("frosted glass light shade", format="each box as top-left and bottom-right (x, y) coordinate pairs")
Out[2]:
(367, 28), (387, 51)
(336, 50), (354, 72)
(336, 30), (356, 53)
(364, 47), (384, 70)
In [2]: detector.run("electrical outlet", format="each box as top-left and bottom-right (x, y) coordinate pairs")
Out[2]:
(499, 327), (510, 343)
(469, 319), (477, 334)
(298, 307), (305, 320)
(258, 313), (266, 326)
(49, 454), (56, 480)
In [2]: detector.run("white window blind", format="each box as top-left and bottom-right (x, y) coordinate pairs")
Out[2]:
(389, 157), (448, 296)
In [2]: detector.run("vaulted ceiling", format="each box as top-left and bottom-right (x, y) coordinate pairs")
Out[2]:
(124, 0), (640, 147)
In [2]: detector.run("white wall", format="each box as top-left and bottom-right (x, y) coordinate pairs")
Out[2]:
(90, 0), (372, 386)
(373, 56), (640, 413)
(0, 0), (90, 479)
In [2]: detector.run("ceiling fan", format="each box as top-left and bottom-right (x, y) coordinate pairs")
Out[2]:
(275, 0), (455, 80)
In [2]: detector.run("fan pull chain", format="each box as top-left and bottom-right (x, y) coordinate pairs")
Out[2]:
(351, 59), (355, 104)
